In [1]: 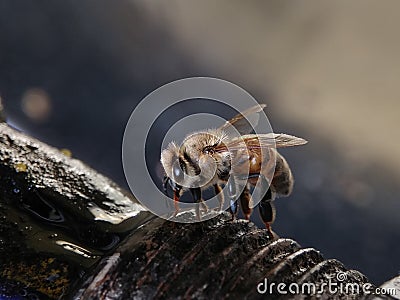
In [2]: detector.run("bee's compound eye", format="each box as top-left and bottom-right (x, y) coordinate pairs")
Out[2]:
(172, 161), (184, 182)
(203, 146), (215, 155)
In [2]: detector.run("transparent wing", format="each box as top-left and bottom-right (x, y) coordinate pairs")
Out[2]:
(218, 104), (267, 136)
(258, 133), (308, 148)
(215, 133), (307, 152)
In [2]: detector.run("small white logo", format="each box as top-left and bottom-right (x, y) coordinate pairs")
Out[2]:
(336, 272), (348, 282)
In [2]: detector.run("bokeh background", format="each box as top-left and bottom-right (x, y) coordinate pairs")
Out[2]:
(1, 1), (399, 284)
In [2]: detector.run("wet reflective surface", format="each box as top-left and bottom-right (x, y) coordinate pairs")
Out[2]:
(0, 124), (154, 299)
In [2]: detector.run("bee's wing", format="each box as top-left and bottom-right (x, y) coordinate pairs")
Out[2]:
(215, 133), (307, 152)
(258, 133), (308, 148)
(218, 104), (267, 135)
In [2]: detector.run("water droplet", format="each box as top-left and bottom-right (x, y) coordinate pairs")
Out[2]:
(48, 233), (58, 239)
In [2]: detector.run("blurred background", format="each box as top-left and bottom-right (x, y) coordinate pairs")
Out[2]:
(1, 1), (399, 284)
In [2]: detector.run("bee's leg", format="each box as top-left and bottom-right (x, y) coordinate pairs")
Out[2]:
(192, 187), (208, 214)
(162, 176), (174, 211)
(162, 176), (169, 196)
(213, 184), (224, 211)
(258, 189), (276, 239)
(255, 175), (276, 239)
(190, 187), (206, 220)
(228, 177), (238, 221)
(239, 184), (252, 220)
(167, 178), (182, 217)
(200, 199), (208, 214)
(173, 189), (180, 216)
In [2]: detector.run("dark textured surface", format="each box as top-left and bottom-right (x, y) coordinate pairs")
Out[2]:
(0, 123), (153, 298)
(78, 212), (384, 300)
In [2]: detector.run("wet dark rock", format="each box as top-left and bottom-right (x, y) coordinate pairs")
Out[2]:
(378, 276), (400, 300)
(78, 212), (393, 300)
(0, 123), (153, 299)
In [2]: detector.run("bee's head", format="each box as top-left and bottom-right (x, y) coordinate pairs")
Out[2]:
(181, 129), (223, 159)
(160, 130), (225, 190)
(180, 130), (225, 185)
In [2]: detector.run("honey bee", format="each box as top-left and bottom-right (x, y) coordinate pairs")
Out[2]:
(161, 104), (307, 237)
